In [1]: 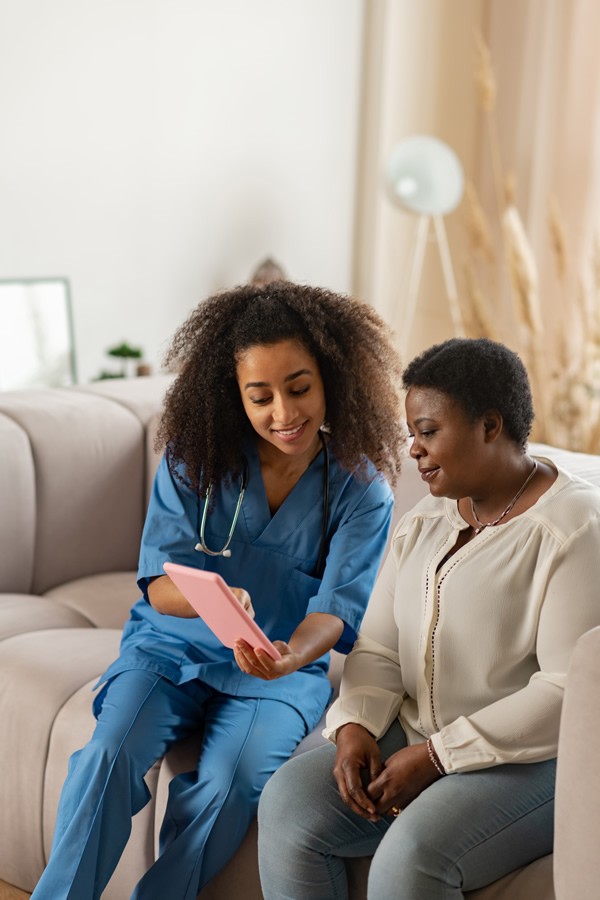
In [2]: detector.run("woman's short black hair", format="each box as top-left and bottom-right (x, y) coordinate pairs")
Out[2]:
(157, 281), (405, 490)
(402, 338), (534, 448)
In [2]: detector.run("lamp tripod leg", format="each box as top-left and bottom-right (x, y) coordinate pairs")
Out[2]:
(401, 215), (430, 358)
(433, 215), (465, 337)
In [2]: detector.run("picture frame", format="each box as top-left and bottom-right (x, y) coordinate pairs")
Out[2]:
(0, 277), (77, 391)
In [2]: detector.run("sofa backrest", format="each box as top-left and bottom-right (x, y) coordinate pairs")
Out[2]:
(1, 375), (597, 598)
(0, 411), (36, 592)
(529, 442), (600, 487)
(0, 376), (172, 595)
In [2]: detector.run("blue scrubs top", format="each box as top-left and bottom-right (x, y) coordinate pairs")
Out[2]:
(100, 439), (393, 732)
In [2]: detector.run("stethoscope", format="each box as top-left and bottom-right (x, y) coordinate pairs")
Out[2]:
(194, 432), (330, 579)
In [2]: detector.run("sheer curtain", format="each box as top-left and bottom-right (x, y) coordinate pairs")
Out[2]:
(482, 0), (600, 338)
(352, 0), (483, 358)
(353, 0), (600, 446)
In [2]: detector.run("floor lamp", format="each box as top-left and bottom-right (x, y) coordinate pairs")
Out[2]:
(385, 135), (465, 356)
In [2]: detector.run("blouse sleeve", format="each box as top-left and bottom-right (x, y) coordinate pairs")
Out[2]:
(323, 549), (406, 739)
(432, 515), (600, 773)
(307, 477), (393, 654)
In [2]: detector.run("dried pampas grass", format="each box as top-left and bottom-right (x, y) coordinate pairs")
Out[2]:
(592, 232), (600, 333)
(502, 205), (543, 336)
(501, 204), (549, 438)
(464, 30), (600, 452)
(463, 263), (499, 340)
(474, 30), (504, 215)
(548, 195), (567, 282)
(474, 29), (496, 112)
(505, 172), (516, 208)
(464, 182), (495, 265)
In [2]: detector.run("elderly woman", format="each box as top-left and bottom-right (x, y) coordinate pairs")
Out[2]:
(257, 337), (600, 900)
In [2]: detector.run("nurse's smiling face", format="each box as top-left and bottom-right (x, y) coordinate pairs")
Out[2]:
(236, 339), (326, 464)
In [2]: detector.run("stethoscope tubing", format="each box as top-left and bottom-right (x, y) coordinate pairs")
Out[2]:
(195, 434), (330, 578)
(194, 459), (249, 558)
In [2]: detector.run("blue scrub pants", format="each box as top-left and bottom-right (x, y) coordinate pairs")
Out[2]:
(31, 669), (306, 900)
(257, 721), (556, 899)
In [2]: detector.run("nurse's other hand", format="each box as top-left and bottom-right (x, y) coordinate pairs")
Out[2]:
(233, 639), (297, 680)
(231, 587), (255, 619)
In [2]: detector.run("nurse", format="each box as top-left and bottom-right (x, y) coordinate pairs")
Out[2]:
(32, 280), (406, 900)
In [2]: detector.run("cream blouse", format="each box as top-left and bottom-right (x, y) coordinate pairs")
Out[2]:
(324, 462), (600, 773)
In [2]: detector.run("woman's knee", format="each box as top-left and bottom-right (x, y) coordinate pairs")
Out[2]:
(258, 755), (304, 825)
(259, 745), (339, 844)
(367, 820), (452, 899)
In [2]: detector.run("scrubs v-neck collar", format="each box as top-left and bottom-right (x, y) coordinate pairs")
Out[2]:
(240, 438), (326, 545)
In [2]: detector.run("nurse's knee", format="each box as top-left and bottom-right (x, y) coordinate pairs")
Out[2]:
(74, 722), (151, 784)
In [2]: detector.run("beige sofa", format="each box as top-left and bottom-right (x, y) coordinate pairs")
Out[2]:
(0, 376), (598, 899)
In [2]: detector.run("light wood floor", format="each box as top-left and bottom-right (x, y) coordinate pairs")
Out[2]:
(0, 881), (31, 899)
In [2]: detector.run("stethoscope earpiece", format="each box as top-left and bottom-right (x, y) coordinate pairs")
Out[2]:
(195, 541), (232, 558)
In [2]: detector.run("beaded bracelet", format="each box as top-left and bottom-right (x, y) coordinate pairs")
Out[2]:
(426, 738), (446, 776)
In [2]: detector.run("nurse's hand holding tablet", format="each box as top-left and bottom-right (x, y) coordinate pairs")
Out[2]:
(162, 563), (281, 661)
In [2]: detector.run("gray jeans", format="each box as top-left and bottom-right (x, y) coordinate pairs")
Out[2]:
(257, 721), (555, 900)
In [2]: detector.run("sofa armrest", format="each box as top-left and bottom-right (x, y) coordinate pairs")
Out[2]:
(554, 626), (600, 900)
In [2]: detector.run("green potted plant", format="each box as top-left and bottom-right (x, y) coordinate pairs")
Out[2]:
(106, 341), (143, 378)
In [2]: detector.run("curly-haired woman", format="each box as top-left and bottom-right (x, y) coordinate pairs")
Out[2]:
(32, 281), (405, 900)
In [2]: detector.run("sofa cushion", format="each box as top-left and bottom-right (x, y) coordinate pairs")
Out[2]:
(44, 571), (141, 630)
(0, 628), (122, 889)
(0, 594), (91, 640)
(43, 667), (159, 900)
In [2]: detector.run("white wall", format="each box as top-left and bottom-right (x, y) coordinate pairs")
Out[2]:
(0, 0), (363, 383)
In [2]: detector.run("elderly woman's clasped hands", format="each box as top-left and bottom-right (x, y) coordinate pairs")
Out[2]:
(334, 723), (444, 821)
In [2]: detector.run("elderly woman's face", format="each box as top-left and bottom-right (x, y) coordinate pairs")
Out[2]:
(405, 386), (486, 499)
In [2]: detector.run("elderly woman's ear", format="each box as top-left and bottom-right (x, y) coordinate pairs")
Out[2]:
(482, 410), (503, 442)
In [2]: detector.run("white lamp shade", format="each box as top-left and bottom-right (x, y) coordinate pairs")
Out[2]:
(385, 135), (465, 216)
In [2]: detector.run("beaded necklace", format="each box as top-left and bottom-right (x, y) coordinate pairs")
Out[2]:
(471, 460), (538, 535)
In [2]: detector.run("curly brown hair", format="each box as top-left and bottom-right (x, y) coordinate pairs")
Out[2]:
(157, 281), (405, 491)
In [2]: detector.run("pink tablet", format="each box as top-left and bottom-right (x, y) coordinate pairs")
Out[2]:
(163, 562), (282, 661)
